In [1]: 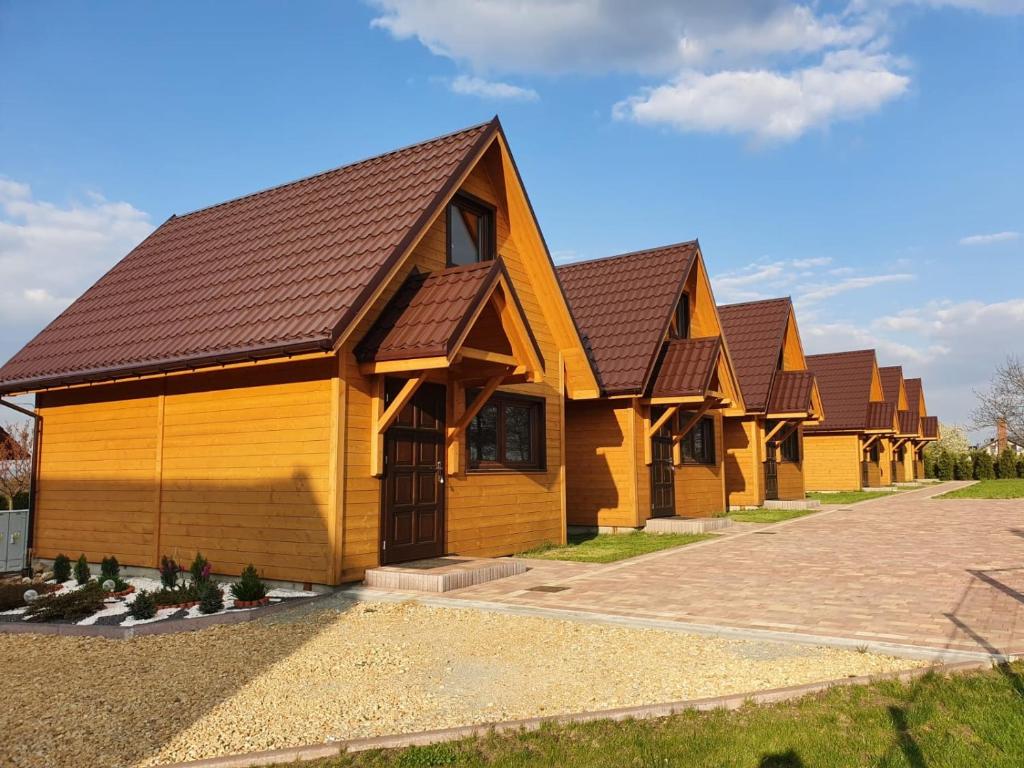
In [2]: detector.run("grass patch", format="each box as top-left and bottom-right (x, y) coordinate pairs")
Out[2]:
(938, 479), (1024, 499)
(727, 508), (817, 524)
(278, 662), (1024, 768)
(807, 490), (898, 505)
(517, 531), (712, 564)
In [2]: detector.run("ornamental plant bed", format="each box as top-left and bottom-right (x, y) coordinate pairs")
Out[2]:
(234, 596), (271, 609)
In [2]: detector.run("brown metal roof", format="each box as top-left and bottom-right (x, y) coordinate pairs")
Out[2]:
(0, 120), (499, 393)
(904, 378), (923, 411)
(766, 370), (815, 414)
(805, 349), (882, 432)
(557, 242), (698, 395)
(650, 337), (721, 399)
(717, 297), (793, 412)
(866, 401), (896, 431)
(355, 259), (530, 364)
(878, 366), (904, 406)
(921, 416), (939, 439)
(898, 410), (920, 435)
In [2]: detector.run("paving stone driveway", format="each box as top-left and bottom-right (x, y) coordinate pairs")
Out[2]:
(448, 483), (1024, 656)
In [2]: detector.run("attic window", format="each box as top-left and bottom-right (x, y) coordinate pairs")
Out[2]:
(447, 193), (495, 267)
(671, 294), (690, 339)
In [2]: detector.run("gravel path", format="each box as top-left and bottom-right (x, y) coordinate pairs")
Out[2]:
(1, 600), (924, 767)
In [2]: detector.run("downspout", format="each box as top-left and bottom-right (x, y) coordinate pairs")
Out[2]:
(1, 398), (41, 572)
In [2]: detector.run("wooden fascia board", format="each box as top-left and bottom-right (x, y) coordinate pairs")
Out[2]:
(333, 123), (500, 351)
(358, 356), (450, 375)
(766, 411), (811, 420)
(492, 130), (600, 398)
(486, 275), (544, 381)
(643, 395), (707, 405)
(809, 378), (825, 422)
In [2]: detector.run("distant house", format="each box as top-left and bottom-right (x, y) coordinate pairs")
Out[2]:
(717, 297), (824, 508)
(976, 419), (1024, 456)
(878, 366), (920, 484)
(557, 241), (745, 527)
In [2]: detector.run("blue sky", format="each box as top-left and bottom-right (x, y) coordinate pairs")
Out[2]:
(1, 0), (1021, 436)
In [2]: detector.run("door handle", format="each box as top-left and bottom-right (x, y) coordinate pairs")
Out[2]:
(436, 461), (445, 484)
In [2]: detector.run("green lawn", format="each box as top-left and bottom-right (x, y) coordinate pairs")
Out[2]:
(938, 479), (1024, 499)
(517, 531), (712, 563)
(727, 508), (818, 524)
(279, 662), (1024, 768)
(807, 490), (898, 505)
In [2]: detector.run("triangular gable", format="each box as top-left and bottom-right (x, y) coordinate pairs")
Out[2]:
(879, 366), (909, 411)
(806, 349), (886, 433)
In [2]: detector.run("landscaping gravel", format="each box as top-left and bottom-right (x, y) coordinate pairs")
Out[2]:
(0, 599), (924, 767)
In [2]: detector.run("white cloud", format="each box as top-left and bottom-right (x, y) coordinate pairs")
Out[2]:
(448, 75), (539, 101)
(958, 231), (1020, 246)
(792, 257), (832, 268)
(614, 50), (909, 141)
(795, 272), (914, 304)
(0, 179), (152, 357)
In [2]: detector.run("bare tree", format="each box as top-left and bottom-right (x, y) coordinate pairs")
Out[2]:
(0, 420), (33, 510)
(972, 355), (1024, 445)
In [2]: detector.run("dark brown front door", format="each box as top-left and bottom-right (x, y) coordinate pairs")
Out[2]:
(381, 380), (446, 565)
(650, 425), (676, 518)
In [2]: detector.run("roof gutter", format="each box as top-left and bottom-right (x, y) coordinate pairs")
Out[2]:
(0, 398), (40, 575)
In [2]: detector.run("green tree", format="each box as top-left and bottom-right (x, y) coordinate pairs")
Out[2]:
(923, 451), (937, 479)
(974, 451), (996, 480)
(997, 449), (1017, 479)
(955, 453), (973, 481)
(1017, 455), (1024, 479)
(937, 450), (955, 481)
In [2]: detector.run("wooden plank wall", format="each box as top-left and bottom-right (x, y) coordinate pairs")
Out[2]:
(34, 357), (337, 584)
(803, 433), (862, 491)
(670, 411), (727, 518)
(723, 416), (762, 508)
(564, 400), (638, 528)
(339, 146), (565, 579)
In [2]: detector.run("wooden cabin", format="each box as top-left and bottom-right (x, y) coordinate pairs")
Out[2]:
(717, 298), (824, 508)
(904, 378), (940, 477)
(803, 350), (897, 491)
(878, 366), (921, 484)
(0, 118), (601, 585)
(556, 242), (745, 529)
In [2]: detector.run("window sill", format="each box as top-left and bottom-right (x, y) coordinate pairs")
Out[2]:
(466, 467), (549, 475)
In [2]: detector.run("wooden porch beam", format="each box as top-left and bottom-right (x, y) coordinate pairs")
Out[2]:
(862, 434), (880, 451)
(359, 356), (449, 376)
(446, 371), (508, 475)
(376, 374), (427, 436)
(763, 419), (789, 447)
(646, 405), (680, 439)
(671, 398), (715, 465)
(458, 347), (519, 366)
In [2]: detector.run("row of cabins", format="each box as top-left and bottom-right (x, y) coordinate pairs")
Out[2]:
(0, 119), (940, 586)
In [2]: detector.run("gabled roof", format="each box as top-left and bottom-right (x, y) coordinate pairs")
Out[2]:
(878, 366), (905, 407)
(717, 297), (794, 413)
(865, 401), (897, 432)
(767, 371), (816, 414)
(650, 337), (721, 399)
(0, 120), (502, 394)
(805, 349), (887, 433)
(921, 416), (940, 439)
(899, 410), (920, 435)
(354, 258), (542, 372)
(556, 241), (698, 395)
(904, 378), (924, 414)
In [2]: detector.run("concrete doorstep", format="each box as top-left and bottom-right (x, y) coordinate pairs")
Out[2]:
(164, 659), (997, 768)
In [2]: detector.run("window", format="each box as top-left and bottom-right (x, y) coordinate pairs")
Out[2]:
(447, 193), (495, 267)
(679, 415), (715, 464)
(778, 428), (800, 462)
(467, 391), (545, 470)
(670, 294), (690, 339)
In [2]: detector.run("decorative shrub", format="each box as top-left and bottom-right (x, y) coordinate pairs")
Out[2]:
(52, 554), (71, 583)
(974, 451), (996, 480)
(923, 451), (937, 479)
(231, 564), (268, 602)
(1017, 456), (1024, 479)
(159, 556), (180, 589)
(100, 555), (120, 581)
(997, 450), (1017, 480)
(26, 582), (105, 622)
(153, 584), (199, 607)
(189, 552), (212, 586)
(0, 582), (60, 611)
(954, 453), (973, 481)
(73, 554), (91, 585)
(936, 450), (955, 481)
(198, 582), (224, 614)
(128, 590), (157, 620)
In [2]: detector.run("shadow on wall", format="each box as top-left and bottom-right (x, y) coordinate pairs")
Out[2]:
(564, 451), (620, 526)
(33, 470), (333, 585)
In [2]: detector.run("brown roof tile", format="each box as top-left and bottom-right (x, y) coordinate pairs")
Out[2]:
(878, 366), (904, 406)
(767, 370), (815, 414)
(557, 242), (697, 395)
(898, 410), (920, 435)
(805, 349), (882, 432)
(356, 260), (503, 363)
(0, 120), (498, 393)
(717, 297), (793, 412)
(650, 337), (721, 399)
(904, 378), (923, 411)
(866, 401), (896, 431)
(921, 416), (940, 439)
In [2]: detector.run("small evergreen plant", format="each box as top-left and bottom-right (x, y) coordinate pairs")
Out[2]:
(1017, 456), (1024, 479)
(52, 554), (71, 583)
(955, 454), (973, 481)
(198, 582), (224, 614)
(997, 449), (1017, 480)
(100, 555), (120, 581)
(73, 554), (91, 585)
(159, 556), (179, 589)
(937, 450), (955, 481)
(189, 552), (212, 586)
(230, 564), (268, 602)
(128, 590), (157, 620)
(974, 451), (996, 480)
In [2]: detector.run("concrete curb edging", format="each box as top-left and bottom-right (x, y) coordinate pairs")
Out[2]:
(164, 659), (997, 768)
(0, 596), (321, 639)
